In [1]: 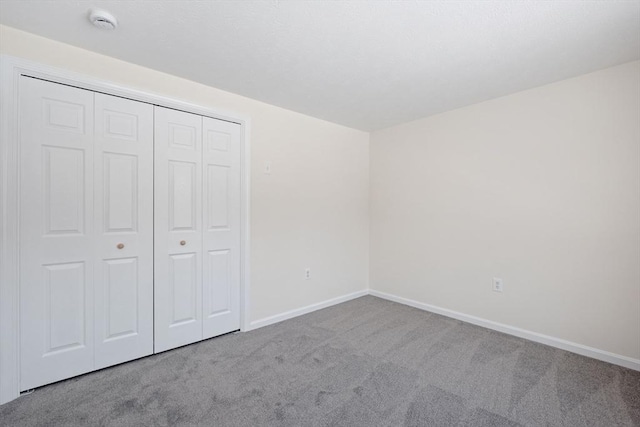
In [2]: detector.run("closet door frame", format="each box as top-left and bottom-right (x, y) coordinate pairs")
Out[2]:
(0, 55), (252, 405)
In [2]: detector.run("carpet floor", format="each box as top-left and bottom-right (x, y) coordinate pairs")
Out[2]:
(1, 295), (639, 426)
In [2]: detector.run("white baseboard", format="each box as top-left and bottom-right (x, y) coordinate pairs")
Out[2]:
(245, 287), (639, 371)
(247, 289), (369, 331)
(369, 289), (640, 371)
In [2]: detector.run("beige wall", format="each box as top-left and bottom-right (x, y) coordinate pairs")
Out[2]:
(0, 25), (370, 323)
(370, 60), (640, 359)
(3, 24), (638, 361)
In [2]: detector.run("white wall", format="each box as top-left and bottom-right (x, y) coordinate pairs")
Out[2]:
(370, 61), (640, 360)
(2, 24), (637, 364)
(0, 25), (370, 324)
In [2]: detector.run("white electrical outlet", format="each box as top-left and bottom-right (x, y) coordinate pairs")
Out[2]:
(305, 268), (311, 280)
(492, 277), (503, 292)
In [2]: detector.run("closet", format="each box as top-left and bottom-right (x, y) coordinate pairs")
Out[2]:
(18, 76), (241, 391)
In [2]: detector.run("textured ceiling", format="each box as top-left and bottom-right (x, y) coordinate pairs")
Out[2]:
(1, 1), (639, 131)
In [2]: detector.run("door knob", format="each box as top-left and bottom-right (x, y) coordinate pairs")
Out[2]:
(180, 240), (186, 246)
(117, 243), (124, 249)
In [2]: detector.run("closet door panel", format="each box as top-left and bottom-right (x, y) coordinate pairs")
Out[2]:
(168, 252), (199, 325)
(94, 93), (154, 369)
(154, 107), (203, 353)
(202, 118), (241, 338)
(19, 77), (95, 390)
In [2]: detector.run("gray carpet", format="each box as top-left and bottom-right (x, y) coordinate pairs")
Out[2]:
(1, 296), (639, 426)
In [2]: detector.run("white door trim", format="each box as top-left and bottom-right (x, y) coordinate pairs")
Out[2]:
(0, 54), (252, 404)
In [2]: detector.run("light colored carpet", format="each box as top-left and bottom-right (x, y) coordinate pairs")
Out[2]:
(1, 295), (639, 426)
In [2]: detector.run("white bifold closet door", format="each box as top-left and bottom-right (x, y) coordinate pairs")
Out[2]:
(19, 77), (154, 390)
(154, 107), (241, 353)
(93, 93), (154, 369)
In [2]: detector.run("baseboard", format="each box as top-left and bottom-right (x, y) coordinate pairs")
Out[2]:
(245, 287), (639, 371)
(369, 289), (640, 371)
(247, 289), (369, 331)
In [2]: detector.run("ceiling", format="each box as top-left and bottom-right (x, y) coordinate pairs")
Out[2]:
(1, 1), (639, 131)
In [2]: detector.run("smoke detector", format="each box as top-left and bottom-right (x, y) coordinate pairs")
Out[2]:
(88, 9), (118, 30)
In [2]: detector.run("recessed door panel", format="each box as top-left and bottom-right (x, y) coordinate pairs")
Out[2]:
(44, 98), (85, 133)
(104, 257), (138, 340)
(206, 165), (230, 230)
(43, 262), (86, 354)
(207, 129), (231, 152)
(169, 123), (197, 150)
(43, 146), (85, 235)
(94, 93), (154, 369)
(154, 106), (203, 353)
(104, 153), (138, 233)
(170, 253), (198, 325)
(169, 161), (197, 231)
(20, 77), (95, 391)
(205, 250), (231, 317)
(103, 109), (138, 141)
